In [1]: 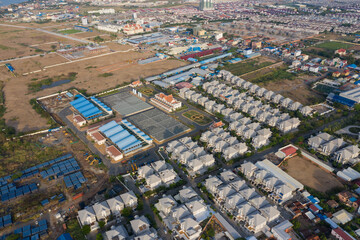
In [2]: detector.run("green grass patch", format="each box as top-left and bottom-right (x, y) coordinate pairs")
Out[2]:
(183, 110), (212, 125)
(98, 73), (113, 78)
(0, 44), (11, 50)
(66, 219), (86, 240)
(85, 66), (97, 69)
(28, 72), (77, 92)
(138, 87), (155, 96)
(58, 29), (82, 35)
(315, 41), (353, 51)
(313, 84), (337, 95)
(250, 67), (296, 84)
(0, 135), (64, 177)
(28, 78), (53, 92)
(223, 59), (274, 76)
(349, 127), (360, 134)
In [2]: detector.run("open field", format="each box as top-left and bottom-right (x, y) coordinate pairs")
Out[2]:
(183, 110), (212, 125)
(255, 74), (324, 105)
(0, 25), (85, 60)
(314, 41), (353, 50)
(223, 56), (277, 76)
(283, 155), (343, 193)
(242, 63), (285, 81)
(58, 29), (82, 35)
(1, 47), (186, 132)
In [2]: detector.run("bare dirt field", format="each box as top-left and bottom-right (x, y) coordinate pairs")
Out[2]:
(1, 48), (186, 132)
(0, 25), (84, 60)
(256, 74), (324, 105)
(283, 155), (343, 193)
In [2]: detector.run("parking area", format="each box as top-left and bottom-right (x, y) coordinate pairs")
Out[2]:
(127, 108), (189, 142)
(100, 90), (153, 117)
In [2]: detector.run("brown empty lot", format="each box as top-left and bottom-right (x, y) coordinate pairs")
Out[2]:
(0, 25), (83, 60)
(1, 48), (187, 132)
(256, 75), (324, 105)
(283, 155), (343, 193)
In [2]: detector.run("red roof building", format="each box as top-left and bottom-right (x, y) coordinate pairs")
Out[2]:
(331, 228), (355, 240)
(73, 115), (86, 126)
(176, 82), (194, 89)
(309, 204), (320, 213)
(281, 146), (297, 157)
(106, 145), (123, 162)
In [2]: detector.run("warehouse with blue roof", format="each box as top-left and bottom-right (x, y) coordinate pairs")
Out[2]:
(70, 95), (112, 121)
(98, 120), (152, 155)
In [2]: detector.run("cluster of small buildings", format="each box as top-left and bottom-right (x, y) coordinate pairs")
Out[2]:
(154, 186), (212, 240)
(137, 160), (179, 190)
(204, 170), (281, 234)
(166, 136), (215, 177)
(218, 70), (313, 116)
(77, 191), (137, 231)
(308, 132), (360, 165)
(104, 215), (158, 240)
(239, 161), (295, 204)
(287, 191), (357, 240)
(200, 127), (248, 161)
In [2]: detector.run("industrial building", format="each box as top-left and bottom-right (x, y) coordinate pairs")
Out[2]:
(339, 88), (360, 104)
(92, 120), (152, 161)
(70, 95), (112, 121)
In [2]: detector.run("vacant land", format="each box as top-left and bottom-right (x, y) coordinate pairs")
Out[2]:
(0, 135), (64, 177)
(183, 110), (212, 125)
(303, 40), (360, 59)
(283, 155), (343, 193)
(0, 25), (83, 60)
(315, 41), (353, 51)
(246, 66), (296, 85)
(254, 74), (324, 105)
(223, 56), (277, 76)
(1, 47), (186, 132)
(58, 29), (82, 35)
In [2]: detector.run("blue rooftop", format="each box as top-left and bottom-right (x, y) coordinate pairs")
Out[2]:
(70, 95), (103, 119)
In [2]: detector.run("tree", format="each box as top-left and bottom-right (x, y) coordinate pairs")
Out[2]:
(6, 234), (21, 240)
(291, 219), (301, 230)
(81, 225), (91, 235)
(121, 207), (133, 217)
(51, 45), (57, 50)
(137, 198), (144, 211)
(98, 220), (105, 229)
(96, 233), (104, 240)
(296, 149), (302, 157)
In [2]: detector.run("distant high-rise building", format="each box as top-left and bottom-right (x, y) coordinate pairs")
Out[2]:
(81, 17), (88, 26)
(132, 13), (137, 19)
(199, 0), (214, 11)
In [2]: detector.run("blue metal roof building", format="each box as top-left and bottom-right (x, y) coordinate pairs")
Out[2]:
(70, 95), (103, 120)
(57, 233), (73, 240)
(99, 121), (142, 153)
(327, 93), (356, 107)
(99, 120), (150, 154)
